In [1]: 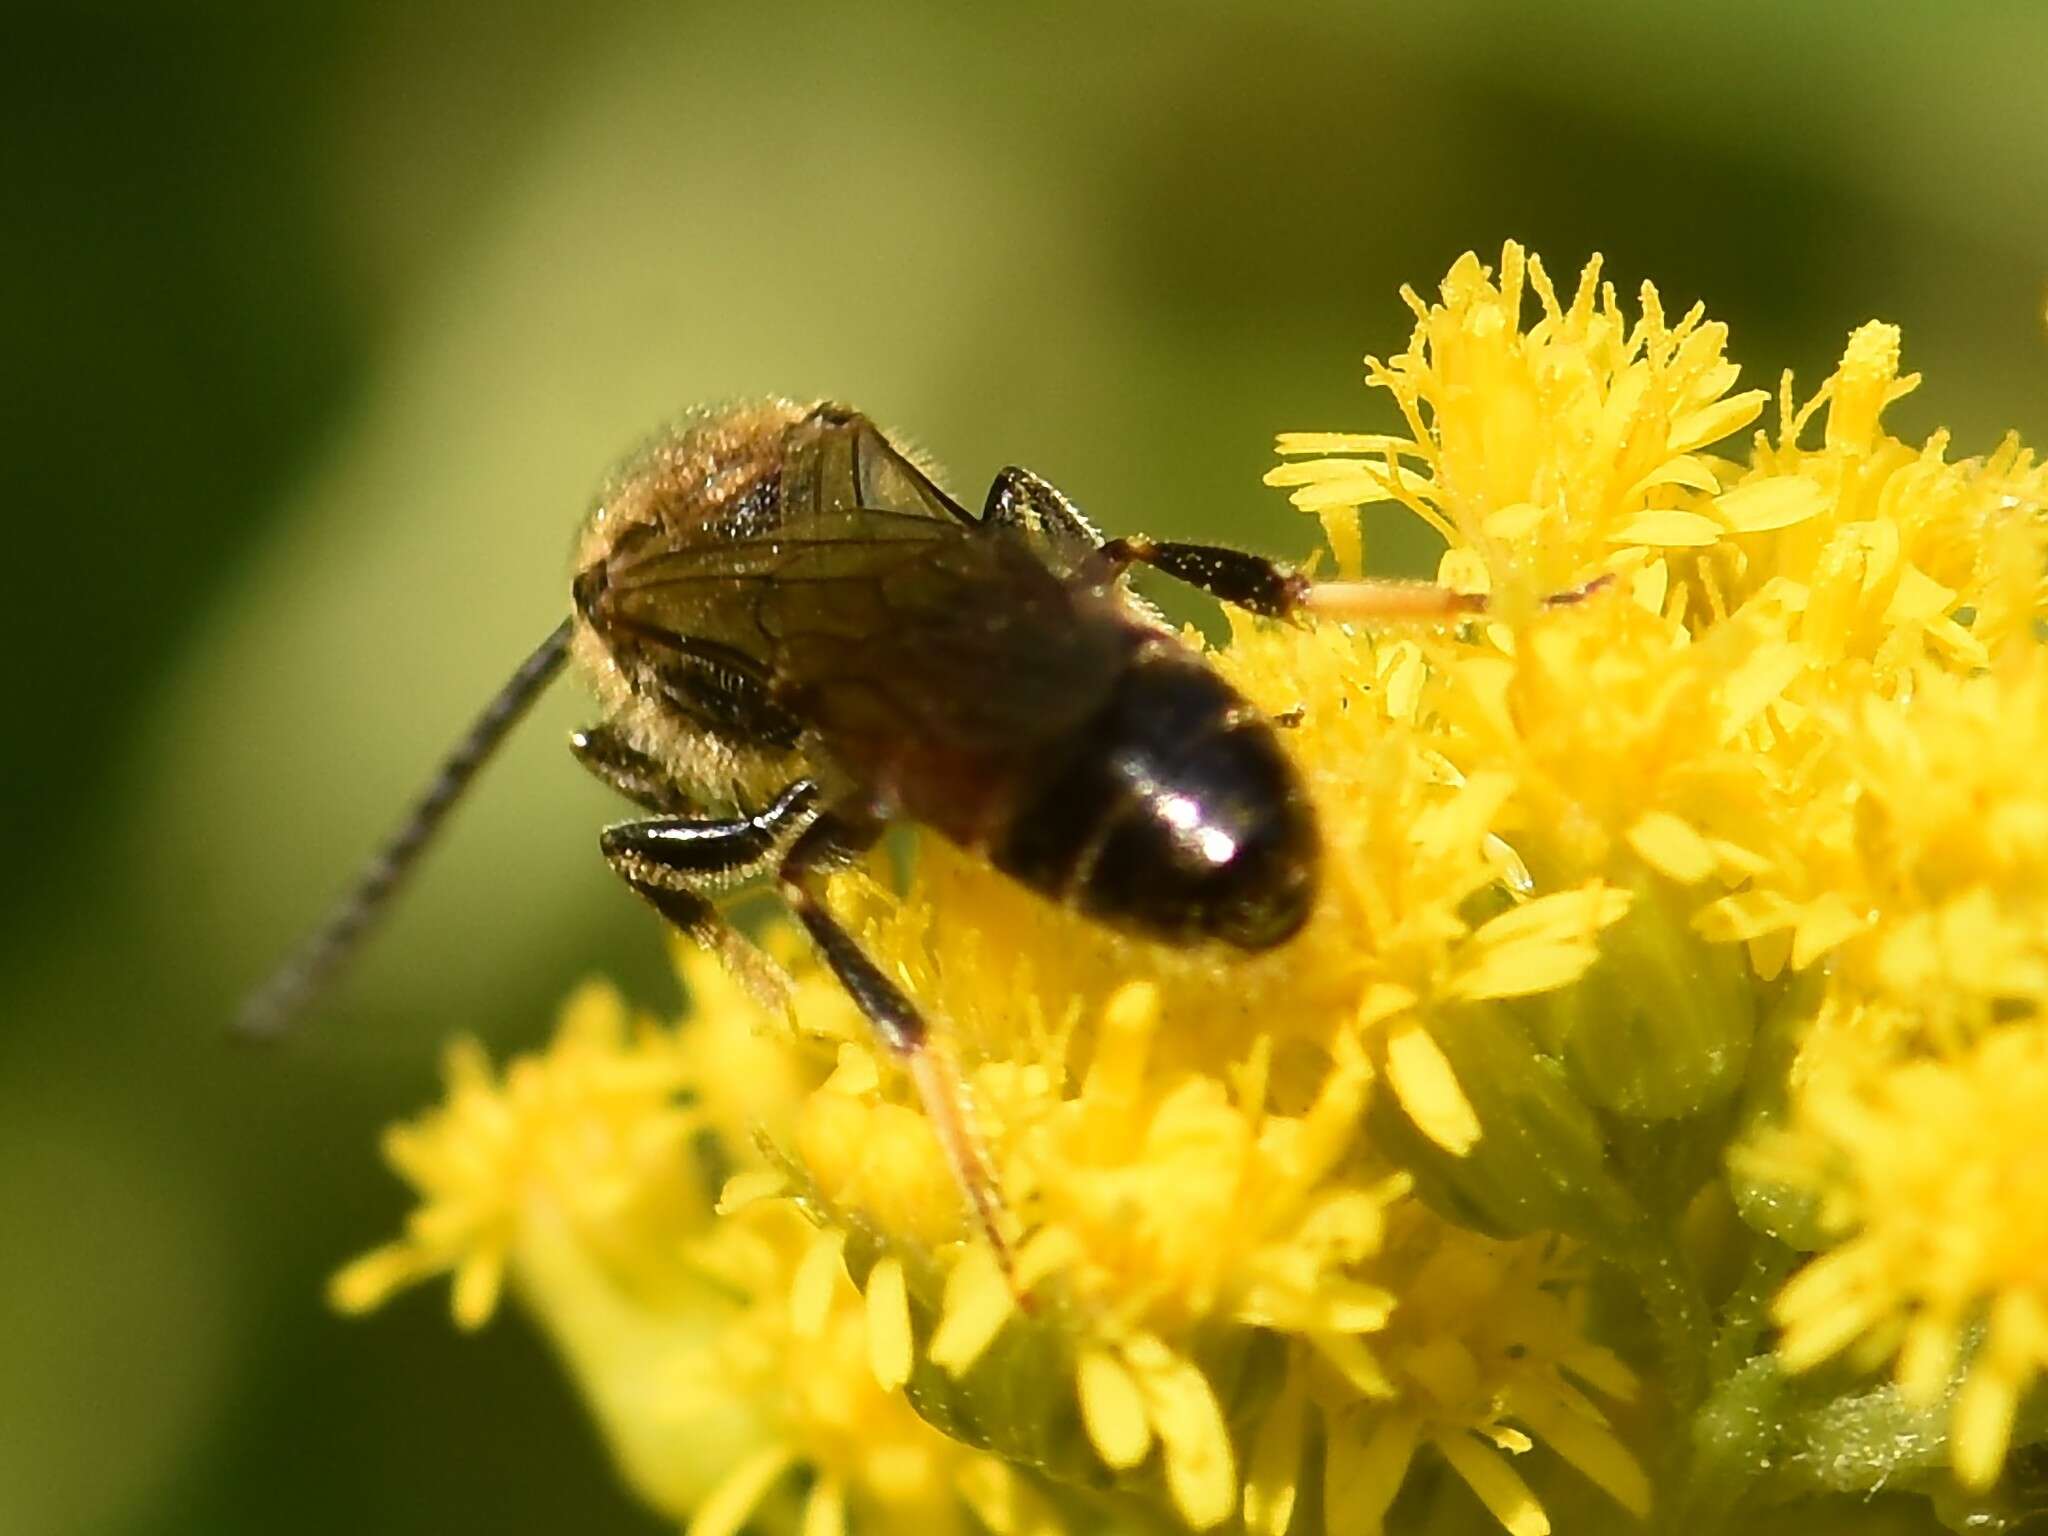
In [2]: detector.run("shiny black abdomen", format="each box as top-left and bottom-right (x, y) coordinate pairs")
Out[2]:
(991, 645), (1317, 950)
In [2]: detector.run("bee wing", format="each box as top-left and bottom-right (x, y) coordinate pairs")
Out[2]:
(604, 408), (1128, 763)
(775, 530), (1128, 758)
(783, 410), (977, 529)
(603, 505), (959, 591)
(608, 513), (1127, 759)
(606, 409), (972, 589)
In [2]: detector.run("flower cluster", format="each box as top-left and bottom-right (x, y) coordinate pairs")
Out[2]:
(340, 245), (2048, 1533)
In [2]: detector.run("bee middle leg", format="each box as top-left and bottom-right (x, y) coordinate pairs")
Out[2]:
(980, 465), (1102, 570)
(980, 467), (1528, 619)
(598, 779), (823, 1015)
(1089, 535), (1610, 619)
(777, 806), (1017, 1275)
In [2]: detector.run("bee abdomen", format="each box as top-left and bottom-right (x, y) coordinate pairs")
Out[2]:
(991, 649), (1317, 951)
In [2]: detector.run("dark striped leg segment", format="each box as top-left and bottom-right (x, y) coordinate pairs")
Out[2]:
(1088, 535), (1612, 620)
(599, 779), (822, 1014)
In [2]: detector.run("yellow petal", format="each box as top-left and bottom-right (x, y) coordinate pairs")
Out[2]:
(1295, 1035), (1375, 1184)
(555, 977), (627, 1043)
(1437, 547), (1491, 595)
(1924, 615), (1988, 668)
(1454, 939), (1609, 1000)
(1285, 465), (1437, 510)
(864, 1254), (913, 1391)
(1607, 509), (1724, 547)
(1243, 1375), (1306, 1536)
(1825, 321), (1903, 453)
(1318, 503), (1363, 579)
(1502, 1385), (1650, 1517)
(1481, 501), (1548, 541)
(1083, 982), (1159, 1111)
(1272, 432), (1420, 456)
(1894, 1314), (1957, 1406)
(1882, 561), (1957, 626)
(1694, 889), (1801, 945)
(1324, 1414), (1417, 1536)
(1372, 645), (1427, 724)
(1127, 1336), (1237, 1530)
(1451, 884), (1632, 1000)
(327, 1242), (430, 1316)
(801, 1476), (846, 1536)
(1624, 453), (1722, 498)
(439, 1035), (495, 1095)
(1790, 893), (1865, 970)
(1311, 1330), (1396, 1399)
(928, 1243), (1015, 1375)
(790, 1227), (847, 1339)
(955, 1455), (1052, 1536)
(1463, 882), (1632, 951)
(824, 1043), (881, 1095)
(1716, 643), (1808, 739)
(1561, 1344), (1639, 1402)
(686, 1445), (796, 1536)
(1625, 811), (1717, 885)
(1077, 1348), (1153, 1470)
(1385, 1020), (1480, 1155)
(1774, 1270), (1883, 1371)
(717, 1168), (787, 1214)
(1432, 1432), (1549, 1536)
(1713, 476), (1831, 534)
(1263, 455), (1403, 485)
(1402, 1335), (1480, 1407)
(451, 1249), (506, 1331)
(1013, 1225), (1085, 1296)
(1666, 390), (1767, 454)
(1629, 556), (1670, 615)
(1705, 838), (1771, 879)
(1952, 1363), (2020, 1490)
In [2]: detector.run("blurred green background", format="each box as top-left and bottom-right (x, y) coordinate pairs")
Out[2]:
(5, 2), (2044, 1532)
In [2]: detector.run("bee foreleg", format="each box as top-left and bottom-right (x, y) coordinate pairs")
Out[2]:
(600, 779), (823, 1017)
(778, 808), (1019, 1281)
(570, 723), (696, 813)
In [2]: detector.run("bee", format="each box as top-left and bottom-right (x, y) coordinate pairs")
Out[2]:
(242, 398), (1599, 1258)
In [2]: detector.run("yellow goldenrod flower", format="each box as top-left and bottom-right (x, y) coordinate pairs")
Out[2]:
(1729, 654), (2048, 1496)
(334, 979), (1058, 1534)
(1752, 1023), (2048, 1490)
(329, 979), (705, 1332)
(339, 243), (2048, 1531)
(1265, 243), (1767, 602)
(766, 647), (1646, 1531)
(677, 1194), (1065, 1536)
(1311, 1214), (1647, 1536)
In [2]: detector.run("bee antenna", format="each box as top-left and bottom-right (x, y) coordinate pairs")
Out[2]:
(234, 617), (576, 1041)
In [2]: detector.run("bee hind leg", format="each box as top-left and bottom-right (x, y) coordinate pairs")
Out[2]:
(777, 805), (1021, 1287)
(1088, 535), (1612, 620)
(980, 465), (1103, 571)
